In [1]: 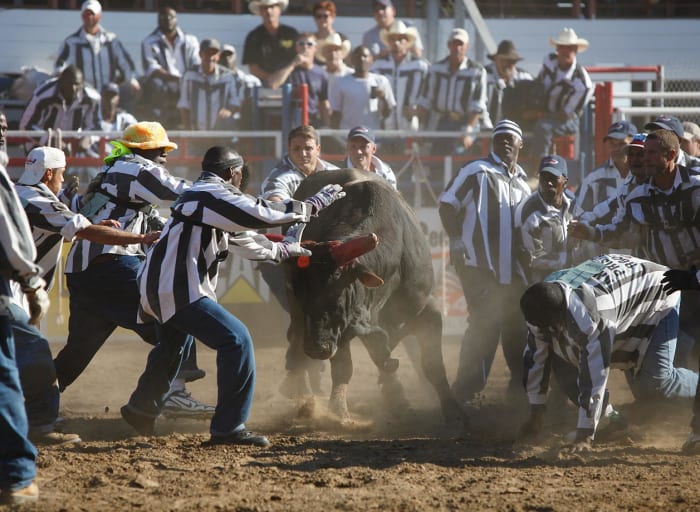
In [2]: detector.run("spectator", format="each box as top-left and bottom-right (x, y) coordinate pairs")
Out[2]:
(682, 121), (700, 158)
(219, 44), (262, 130)
(312, 1), (348, 62)
(317, 33), (353, 88)
(344, 126), (397, 189)
(330, 45), (395, 130)
(515, 155), (573, 285)
(644, 115), (700, 167)
(55, 0), (140, 102)
(242, 0), (298, 86)
(362, 0), (423, 59)
(19, 65), (101, 155)
(267, 33), (331, 127)
(100, 82), (138, 132)
(438, 119), (531, 403)
(417, 28), (488, 155)
(371, 20), (429, 132)
(531, 27), (593, 158)
(178, 38), (239, 132)
(484, 40), (533, 125)
(140, 6), (200, 128)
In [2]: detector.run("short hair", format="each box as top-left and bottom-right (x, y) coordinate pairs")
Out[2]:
(352, 45), (371, 59)
(646, 129), (679, 157)
(313, 1), (336, 16)
(201, 145), (243, 175)
(520, 282), (566, 328)
(297, 32), (317, 42)
(288, 125), (320, 145)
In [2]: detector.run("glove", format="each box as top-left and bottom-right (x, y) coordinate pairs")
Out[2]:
(25, 287), (50, 326)
(58, 175), (80, 206)
(449, 239), (467, 267)
(662, 268), (700, 294)
(305, 184), (346, 215)
(276, 240), (312, 262)
(516, 404), (545, 443)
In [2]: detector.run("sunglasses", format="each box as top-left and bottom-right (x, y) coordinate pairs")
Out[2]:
(297, 41), (316, 47)
(314, 13), (330, 19)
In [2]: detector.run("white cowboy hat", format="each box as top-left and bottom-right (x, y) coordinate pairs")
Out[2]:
(379, 20), (419, 49)
(548, 27), (589, 52)
(316, 33), (351, 63)
(248, 0), (289, 16)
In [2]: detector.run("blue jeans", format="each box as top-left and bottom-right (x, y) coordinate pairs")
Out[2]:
(55, 255), (198, 390)
(0, 291), (37, 491)
(128, 297), (255, 435)
(9, 304), (59, 429)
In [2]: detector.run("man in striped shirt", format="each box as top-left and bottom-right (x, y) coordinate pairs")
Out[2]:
(54, 0), (140, 101)
(121, 146), (345, 445)
(54, 122), (212, 418)
(519, 254), (698, 452)
(439, 119), (532, 403)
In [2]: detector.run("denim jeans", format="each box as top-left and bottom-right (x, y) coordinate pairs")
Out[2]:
(54, 255), (198, 390)
(0, 290), (37, 490)
(128, 297), (255, 435)
(9, 304), (59, 429)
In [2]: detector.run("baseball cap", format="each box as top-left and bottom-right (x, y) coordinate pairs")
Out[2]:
(605, 120), (637, 140)
(538, 155), (568, 178)
(81, 0), (102, 15)
(347, 126), (375, 143)
(449, 28), (469, 45)
(627, 133), (647, 149)
(200, 38), (221, 52)
(373, 0), (393, 8)
(101, 82), (120, 96)
(221, 44), (236, 56)
(683, 121), (700, 142)
(18, 147), (67, 185)
(644, 115), (684, 139)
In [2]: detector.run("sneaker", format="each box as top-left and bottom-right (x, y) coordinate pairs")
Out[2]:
(30, 431), (82, 446)
(161, 390), (215, 419)
(0, 481), (39, 505)
(682, 432), (700, 454)
(208, 430), (271, 447)
(121, 404), (156, 436)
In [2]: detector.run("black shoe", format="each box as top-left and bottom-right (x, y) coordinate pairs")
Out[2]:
(176, 368), (206, 383)
(120, 404), (156, 436)
(208, 430), (270, 447)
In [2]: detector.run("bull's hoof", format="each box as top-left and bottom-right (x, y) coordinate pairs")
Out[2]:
(378, 373), (411, 415)
(442, 398), (469, 429)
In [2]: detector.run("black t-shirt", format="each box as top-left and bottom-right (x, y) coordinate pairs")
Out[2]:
(242, 24), (299, 75)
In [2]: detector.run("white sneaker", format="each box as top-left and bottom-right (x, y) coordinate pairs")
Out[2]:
(682, 432), (700, 454)
(161, 390), (215, 419)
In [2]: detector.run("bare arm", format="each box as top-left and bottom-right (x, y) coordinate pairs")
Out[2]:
(76, 224), (160, 246)
(248, 63), (272, 84)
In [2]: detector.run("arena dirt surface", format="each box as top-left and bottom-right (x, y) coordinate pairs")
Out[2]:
(27, 334), (700, 511)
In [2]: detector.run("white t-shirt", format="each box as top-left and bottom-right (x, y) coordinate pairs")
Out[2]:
(329, 72), (396, 130)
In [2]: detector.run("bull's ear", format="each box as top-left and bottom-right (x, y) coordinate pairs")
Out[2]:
(359, 271), (384, 288)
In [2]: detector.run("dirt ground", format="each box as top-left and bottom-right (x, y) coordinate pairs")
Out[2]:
(24, 332), (700, 511)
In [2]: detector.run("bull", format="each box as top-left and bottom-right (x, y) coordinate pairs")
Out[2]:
(284, 169), (463, 424)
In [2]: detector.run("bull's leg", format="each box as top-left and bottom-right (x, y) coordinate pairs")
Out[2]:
(412, 300), (466, 424)
(279, 307), (312, 399)
(378, 370), (411, 416)
(360, 329), (399, 373)
(328, 342), (353, 420)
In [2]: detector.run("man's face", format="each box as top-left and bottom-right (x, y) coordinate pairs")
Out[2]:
(200, 48), (220, 72)
(289, 135), (320, 175)
(538, 171), (567, 206)
(220, 51), (236, 70)
(626, 146), (646, 179)
(81, 8), (101, 32)
(102, 92), (119, 115)
(261, 3), (281, 28)
(492, 132), (522, 167)
(351, 47), (373, 74)
(346, 136), (376, 171)
(0, 114), (7, 148)
(158, 8), (177, 33)
(314, 8), (333, 31)
(556, 44), (577, 69)
(141, 147), (169, 166)
(681, 137), (700, 158)
(230, 165), (243, 189)
(388, 35), (410, 61)
(494, 57), (517, 81)
(323, 46), (343, 68)
(44, 167), (66, 196)
(448, 39), (468, 61)
(58, 71), (83, 103)
(296, 37), (317, 58)
(373, 3), (395, 28)
(605, 136), (630, 161)
(643, 138), (672, 177)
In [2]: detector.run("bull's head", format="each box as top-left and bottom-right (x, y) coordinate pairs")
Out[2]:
(288, 233), (384, 360)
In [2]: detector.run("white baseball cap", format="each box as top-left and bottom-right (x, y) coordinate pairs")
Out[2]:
(81, 0), (102, 15)
(18, 147), (67, 185)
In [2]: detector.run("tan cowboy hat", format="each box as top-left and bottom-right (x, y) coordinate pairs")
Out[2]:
(249, 0), (289, 16)
(117, 122), (178, 152)
(548, 27), (589, 52)
(379, 20), (419, 49)
(316, 33), (351, 63)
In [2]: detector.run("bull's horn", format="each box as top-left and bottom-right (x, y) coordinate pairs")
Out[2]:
(330, 233), (379, 267)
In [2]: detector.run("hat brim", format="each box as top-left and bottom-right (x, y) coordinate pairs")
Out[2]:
(16, 169), (46, 186)
(316, 39), (351, 64)
(604, 132), (629, 141)
(249, 0), (288, 15)
(538, 168), (566, 178)
(487, 51), (523, 61)
(548, 37), (589, 52)
(379, 27), (418, 49)
(118, 139), (178, 152)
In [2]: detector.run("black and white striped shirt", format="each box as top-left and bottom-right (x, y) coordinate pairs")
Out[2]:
(536, 53), (593, 118)
(594, 165), (700, 268)
(524, 254), (677, 432)
(371, 55), (430, 131)
(16, 183), (92, 290)
(484, 62), (533, 126)
(19, 77), (101, 134)
(177, 65), (240, 130)
(138, 172), (315, 323)
(439, 152), (531, 284)
(573, 159), (625, 218)
(0, 165), (41, 298)
(418, 56), (488, 128)
(65, 153), (190, 273)
(260, 155), (339, 201)
(141, 27), (200, 80)
(55, 25), (138, 91)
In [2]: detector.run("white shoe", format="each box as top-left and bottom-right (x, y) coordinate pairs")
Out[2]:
(161, 390), (215, 419)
